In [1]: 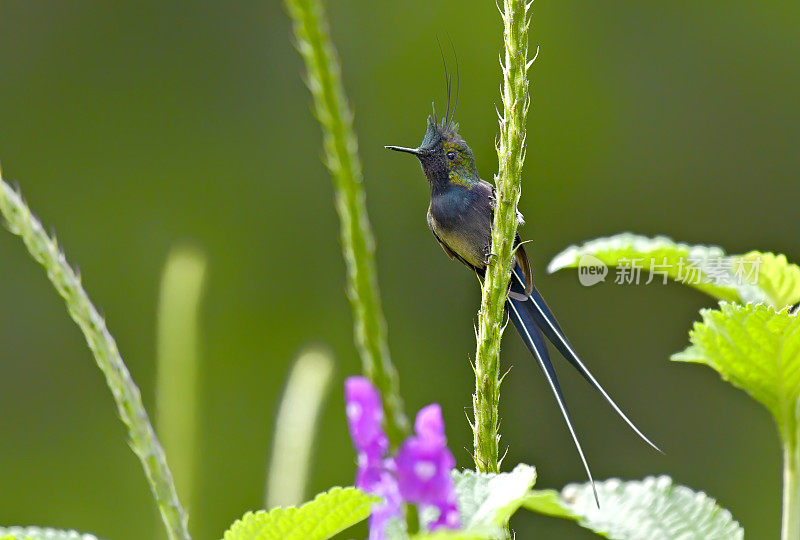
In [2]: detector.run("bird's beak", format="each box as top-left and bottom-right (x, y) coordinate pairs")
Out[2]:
(384, 145), (421, 155)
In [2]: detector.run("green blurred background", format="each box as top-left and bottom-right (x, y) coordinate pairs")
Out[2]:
(0, 1), (798, 538)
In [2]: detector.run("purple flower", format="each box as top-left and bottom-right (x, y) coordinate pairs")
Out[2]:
(345, 376), (388, 465)
(413, 404), (448, 445)
(364, 469), (402, 540)
(396, 404), (460, 530)
(345, 377), (401, 539)
(344, 377), (461, 538)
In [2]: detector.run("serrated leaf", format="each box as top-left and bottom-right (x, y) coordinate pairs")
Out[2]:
(448, 464), (536, 530)
(222, 486), (376, 540)
(547, 233), (800, 308)
(741, 251), (800, 310)
(524, 476), (742, 539)
(672, 302), (800, 443)
(0, 527), (101, 540)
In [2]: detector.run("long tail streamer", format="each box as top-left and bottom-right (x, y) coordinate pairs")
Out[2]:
(506, 264), (662, 506)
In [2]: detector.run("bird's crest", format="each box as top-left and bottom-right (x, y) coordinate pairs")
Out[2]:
(423, 111), (460, 150)
(429, 35), (460, 143)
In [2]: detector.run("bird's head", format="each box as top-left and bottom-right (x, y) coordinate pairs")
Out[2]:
(386, 114), (479, 190)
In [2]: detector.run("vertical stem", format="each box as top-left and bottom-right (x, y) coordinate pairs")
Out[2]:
(0, 177), (191, 540)
(782, 437), (800, 540)
(284, 0), (409, 445)
(155, 244), (207, 537)
(266, 346), (334, 508)
(472, 0), (533, 473)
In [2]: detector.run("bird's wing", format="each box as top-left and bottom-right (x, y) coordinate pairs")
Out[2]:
(430, 226), (482, 270)
(432, 228), (457, 260)
(427, 208), (484, 271)
(514, 236), (534, 297)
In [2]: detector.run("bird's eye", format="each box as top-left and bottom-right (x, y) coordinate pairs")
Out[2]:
(446, 151), (457, 161)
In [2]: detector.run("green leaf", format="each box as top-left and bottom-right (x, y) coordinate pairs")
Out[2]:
(450, 463), (537, 529)
(524, 476), (743, 539)
(222, 486), (377, 540)
(0, 527), (101, 540)
(672, 302), (800, 443)
(742, 251), (800, 310)
(521, 489), (578, 520)
(547, 233), (800, 308)
(411, 464), (537, 540)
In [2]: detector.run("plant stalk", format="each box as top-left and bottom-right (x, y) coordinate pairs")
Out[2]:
(472, 0), (533, 474)
(0, 177), (191, 540)
(155, 244), (207, 538)
(284, 0), (409, 444)
(266, 346), (334, 508)
(782, 435), (800, 540)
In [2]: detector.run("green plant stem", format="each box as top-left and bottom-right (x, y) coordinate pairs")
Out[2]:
(472, 0), (533, 475)
(284, 0), (409, 444)
(782, 434), (800, 540)
(0, 177), (190, 540)
(155, 244), (207, 537)
(266, 346), (334, 508)
(406, 505), (420, 535)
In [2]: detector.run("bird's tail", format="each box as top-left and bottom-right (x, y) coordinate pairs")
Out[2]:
(506, 264), (662, 506)
(509, 265), (661, 454)
(506, 287), (600, 506)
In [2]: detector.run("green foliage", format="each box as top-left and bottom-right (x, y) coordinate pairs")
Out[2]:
(547, 232), (800, 308)
(0, 527), (100, 540)
(472, 0), (534, 475)
(742, 251), (800, 310)
(284, 0), (409, 444)
(266, 346), (335, 508)
(222, 487), (376, 540)
(0, 178), (189, 540)
(521, 489), (577, 520)
(552, 234), (800, 538)
(409, 464), (537, 539)
(450, 464), (537, 530)
(156, 244), (208, 520)
(524, 476), (743, 539)
(672, 302), (800, 444)
(352, 464), (539, 540)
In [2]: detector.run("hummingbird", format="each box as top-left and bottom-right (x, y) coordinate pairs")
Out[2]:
(385, 93), (660, 502)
